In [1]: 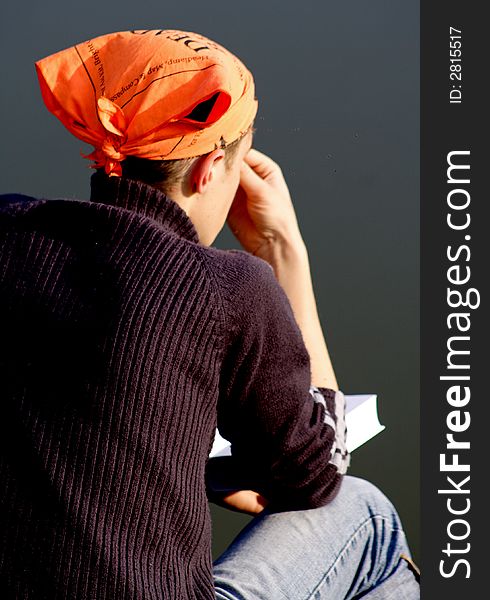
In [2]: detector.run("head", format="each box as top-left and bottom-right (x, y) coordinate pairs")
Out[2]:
(119, 125), (254, 245)
(35, 29), (258, 245)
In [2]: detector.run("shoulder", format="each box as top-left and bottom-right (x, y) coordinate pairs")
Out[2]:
(0, 193), (172, 245)
(0, 193), (44, 219)
(197, 246), (275, 284)
(195, 246), (279, 305)
(195, 245), (297, 337)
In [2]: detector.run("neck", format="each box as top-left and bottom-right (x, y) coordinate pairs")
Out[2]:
(89, 170), (201, 244)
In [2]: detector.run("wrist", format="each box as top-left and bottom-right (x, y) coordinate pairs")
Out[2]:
(257, 233), (309, 275)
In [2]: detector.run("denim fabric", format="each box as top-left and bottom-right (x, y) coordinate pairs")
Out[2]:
(213, 476), (420, 599)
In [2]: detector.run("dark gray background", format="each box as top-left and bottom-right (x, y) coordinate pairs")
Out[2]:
(1, 1), (420, 562)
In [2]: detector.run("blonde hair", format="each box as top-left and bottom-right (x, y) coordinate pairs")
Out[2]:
(119, 126), (252, 195)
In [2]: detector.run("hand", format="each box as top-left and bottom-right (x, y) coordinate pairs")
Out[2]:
(205, 456), (270, 516)
(219, 489), (269, 516)
(227, 149), (306, 262)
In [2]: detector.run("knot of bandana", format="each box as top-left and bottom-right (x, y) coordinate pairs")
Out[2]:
(82, 97), (129, 176)
(83, 143), (127, 177)
(35, 30), (258, 177)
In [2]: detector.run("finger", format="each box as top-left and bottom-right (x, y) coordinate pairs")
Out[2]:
(244, 148), (279, 180)
(239, 160), (267, 196)
(226, 186), (254, 234)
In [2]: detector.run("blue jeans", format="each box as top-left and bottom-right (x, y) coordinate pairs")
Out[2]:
(213, 476), (420, 599)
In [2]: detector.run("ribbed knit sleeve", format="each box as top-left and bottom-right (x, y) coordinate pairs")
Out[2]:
(208, 249), (345, 512)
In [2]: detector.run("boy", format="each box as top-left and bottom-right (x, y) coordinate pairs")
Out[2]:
(0, 29), (419, 598)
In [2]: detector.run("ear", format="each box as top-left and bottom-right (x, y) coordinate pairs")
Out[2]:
(190, 149), (225, 194)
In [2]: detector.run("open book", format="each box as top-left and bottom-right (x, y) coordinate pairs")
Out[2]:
(209, 394), (385, 458)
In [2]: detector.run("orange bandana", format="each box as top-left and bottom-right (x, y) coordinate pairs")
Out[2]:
(35, 30), (258, 177)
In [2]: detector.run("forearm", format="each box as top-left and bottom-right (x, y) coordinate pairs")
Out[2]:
(231, 147), (338, 391)
(261, 236), (339, 391)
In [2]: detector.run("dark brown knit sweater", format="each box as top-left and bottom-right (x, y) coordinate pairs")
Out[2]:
(0, 172), (342, 599)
